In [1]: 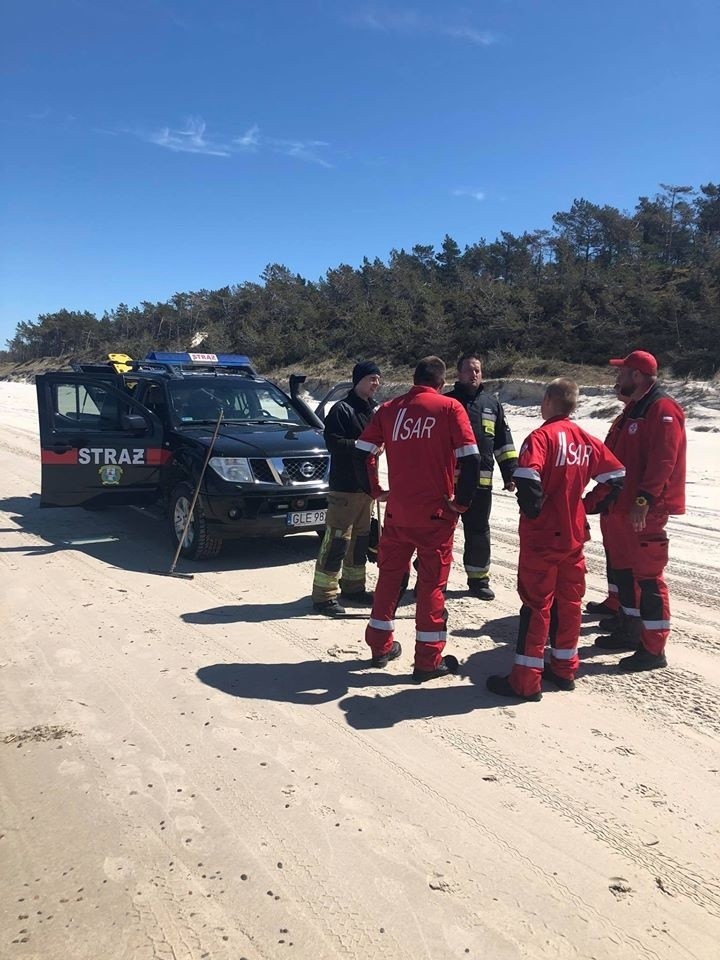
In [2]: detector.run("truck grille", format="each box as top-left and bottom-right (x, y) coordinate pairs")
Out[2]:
(250, 459), (275, 483)
(282, 457), (328, 482)
(249, 456), (329, 484)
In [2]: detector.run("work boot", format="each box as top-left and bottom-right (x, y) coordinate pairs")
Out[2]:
(340, 590), (374, 606)
(486, 675), (542, 702)
(412, 654), (459, 683)
(594, 617), (642, 651)
(371, 640), (402, 668)
(585, 599), (617, 618)
(618, 648), (668, 673)
(598, 615), (621, 632)
(542, 666), (575, 691)
(312, 598), (346, 617)
(467, 579), (495, 601)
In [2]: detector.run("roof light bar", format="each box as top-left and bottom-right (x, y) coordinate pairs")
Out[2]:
(144, 351), (255, 369)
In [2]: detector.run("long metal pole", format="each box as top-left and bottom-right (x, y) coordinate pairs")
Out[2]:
(166, 409), (224, 575)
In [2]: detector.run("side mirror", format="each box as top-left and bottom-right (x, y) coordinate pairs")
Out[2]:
(288, 373), (323, 429)
(289, 373), (306, 399)
(121, 413), (148, 432)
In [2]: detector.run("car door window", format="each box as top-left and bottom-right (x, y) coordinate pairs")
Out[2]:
(53, 382), (128, 431)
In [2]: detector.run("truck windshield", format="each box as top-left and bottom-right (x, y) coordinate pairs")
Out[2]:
(168, 379), (306, 426)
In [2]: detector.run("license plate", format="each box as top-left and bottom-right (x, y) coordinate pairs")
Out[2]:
(287, 509), (327, 528)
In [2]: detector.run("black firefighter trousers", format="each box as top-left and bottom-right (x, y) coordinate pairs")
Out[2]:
(461, 487), (493, 584)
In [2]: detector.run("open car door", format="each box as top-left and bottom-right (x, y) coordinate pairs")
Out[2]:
(36, 372), (165, 508)
(314, 381), (353, 423)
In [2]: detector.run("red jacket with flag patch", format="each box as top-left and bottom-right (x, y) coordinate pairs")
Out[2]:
(514, 416), (625, 553)
(354, 385), (480, 527)
(599, 385), (686, 515)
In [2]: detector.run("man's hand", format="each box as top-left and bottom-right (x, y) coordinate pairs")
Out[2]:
(504, 480), (516, 492)
(376, 490), (390, 503)
(629, 501), (649, 532)
(444, 495), (465, 515)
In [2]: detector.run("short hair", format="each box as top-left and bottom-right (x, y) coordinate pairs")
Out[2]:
(545, 377), (579, 415)
(457, 352), (483, 371)
(414, 356), (446, 387)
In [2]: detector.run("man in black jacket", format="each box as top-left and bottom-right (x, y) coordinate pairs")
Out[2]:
(445, 353), (518, 600)
(311, 361), (381, 617)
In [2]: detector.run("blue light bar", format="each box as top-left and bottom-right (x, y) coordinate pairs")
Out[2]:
(144, 351), (255, 370)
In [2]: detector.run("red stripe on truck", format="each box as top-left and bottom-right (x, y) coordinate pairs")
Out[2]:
(42, 449), (79, 464)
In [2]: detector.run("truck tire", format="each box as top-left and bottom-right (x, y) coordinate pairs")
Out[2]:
(170, 483), (223, 560)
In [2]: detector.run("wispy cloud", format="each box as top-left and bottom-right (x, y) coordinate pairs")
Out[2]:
(235, 123), (261, 151)
(269, 137), (332, 168)
(131, 118), (332, 166)
(146, 117), (231, 156)
(453, 188), (486, 202)
(231, 124), (330, 167)
(349, 8), (497, 46)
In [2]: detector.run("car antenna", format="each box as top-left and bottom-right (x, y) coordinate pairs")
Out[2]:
(149, 408), (224, 580)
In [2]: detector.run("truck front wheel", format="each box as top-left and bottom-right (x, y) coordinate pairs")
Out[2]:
(170, 483), (223, 560)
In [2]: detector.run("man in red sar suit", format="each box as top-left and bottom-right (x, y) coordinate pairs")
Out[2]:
(487, 379), (625, 702)
(353, 356), (480, 682)
(587, 350), (686, 672)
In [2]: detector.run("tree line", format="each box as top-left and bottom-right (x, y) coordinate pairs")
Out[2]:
(5, 182), (720, 378)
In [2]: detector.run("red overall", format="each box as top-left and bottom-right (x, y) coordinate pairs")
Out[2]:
(511, 417), (625, 697)
(595, 386), (686, 655)
(356, 386), (478, 671)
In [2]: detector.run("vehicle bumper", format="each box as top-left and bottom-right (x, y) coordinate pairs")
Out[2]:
(200, 490), (328, 538)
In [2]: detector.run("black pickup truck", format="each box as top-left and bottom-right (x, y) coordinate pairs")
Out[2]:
(35, 351), (330, 558)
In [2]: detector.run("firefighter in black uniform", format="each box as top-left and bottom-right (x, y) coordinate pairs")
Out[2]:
(446, 353), (518, 600)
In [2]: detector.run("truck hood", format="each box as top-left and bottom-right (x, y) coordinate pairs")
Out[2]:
(177, 423), (327, 458)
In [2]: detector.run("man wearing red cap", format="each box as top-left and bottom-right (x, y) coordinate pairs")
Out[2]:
(585, 350), (686, 671)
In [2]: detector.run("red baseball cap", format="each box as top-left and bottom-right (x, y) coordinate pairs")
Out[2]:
(609, 350), (658, 376)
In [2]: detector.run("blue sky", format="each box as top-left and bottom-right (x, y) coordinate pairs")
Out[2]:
(2, 0), (718, 348)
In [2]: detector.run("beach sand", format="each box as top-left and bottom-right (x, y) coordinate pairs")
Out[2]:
(1, 379), (719, 960)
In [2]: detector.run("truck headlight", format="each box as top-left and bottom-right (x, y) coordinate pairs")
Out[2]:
(209, 457), (254, 483)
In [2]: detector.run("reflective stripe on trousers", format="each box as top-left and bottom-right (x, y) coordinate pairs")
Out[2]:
(312, 491), (373, 602)
(366, 519), (456, 672)
(604, 511), (671, 656)
(509, 543), (586, 697)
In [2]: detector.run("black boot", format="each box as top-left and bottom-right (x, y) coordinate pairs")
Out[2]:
(542, 666), (575, 691)
(467, 579), (495, 601)
(340, 590), (374, 606)
(413, 654), (459, 683)
(618, 648), (667, 672)
(595, 616), (641, 651)
(371, 640), (402, 668)
(312, 598), (347, 617)
(585, 599), (617, 618)
(486, 675), (542, 702)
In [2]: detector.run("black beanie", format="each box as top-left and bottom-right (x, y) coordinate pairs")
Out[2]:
(352, 360), (381, 385)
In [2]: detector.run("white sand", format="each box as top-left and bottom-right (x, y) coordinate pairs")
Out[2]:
(1, 379), (719, 960)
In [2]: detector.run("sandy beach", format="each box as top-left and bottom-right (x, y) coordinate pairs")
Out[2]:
(1, 378), (719, 960)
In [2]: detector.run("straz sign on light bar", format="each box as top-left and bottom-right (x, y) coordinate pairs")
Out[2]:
(189, 352), (218, 363)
